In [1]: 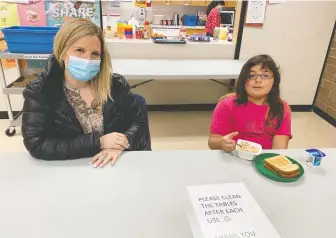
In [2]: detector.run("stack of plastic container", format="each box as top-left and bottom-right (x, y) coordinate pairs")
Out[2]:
(124, 25), (133, 39)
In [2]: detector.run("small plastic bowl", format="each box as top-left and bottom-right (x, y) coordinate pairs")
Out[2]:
(236, 139), (262, 161)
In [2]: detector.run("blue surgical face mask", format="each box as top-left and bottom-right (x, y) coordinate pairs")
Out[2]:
(66, 55), (101, 82)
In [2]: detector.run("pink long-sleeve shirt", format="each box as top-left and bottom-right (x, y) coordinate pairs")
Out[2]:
(210, 95), (292, 149)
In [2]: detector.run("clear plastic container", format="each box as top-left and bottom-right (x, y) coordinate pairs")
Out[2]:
(117, 20), (124, 39)
(236, 139), (262, 161)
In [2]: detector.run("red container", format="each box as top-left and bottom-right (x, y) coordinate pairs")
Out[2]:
(136, 29), (143, 39)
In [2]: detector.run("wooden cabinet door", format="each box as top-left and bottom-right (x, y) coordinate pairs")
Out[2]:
(152, 0), (169, 4)
(189, 0), (207, 6)
(170, 0), (186, 5)
(204, 0), (236, 8)
(225, 1), (237, 8)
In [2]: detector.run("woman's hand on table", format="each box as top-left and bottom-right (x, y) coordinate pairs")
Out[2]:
(100, 133), (129, 150)
(90, 149), (123, 168)
(220, 132), (238, 152)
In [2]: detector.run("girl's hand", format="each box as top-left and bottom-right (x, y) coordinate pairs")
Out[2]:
(220, 132), (239, 152)
(90, 149), (123, 168)
(100, 133), (129, 150)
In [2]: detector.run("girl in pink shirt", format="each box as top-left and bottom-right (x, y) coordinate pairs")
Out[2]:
(208, 55), (292, 152)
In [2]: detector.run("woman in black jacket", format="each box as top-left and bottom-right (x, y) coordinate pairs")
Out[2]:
(22, 18), (151, 167)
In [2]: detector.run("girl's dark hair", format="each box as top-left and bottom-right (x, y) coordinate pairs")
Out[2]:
(206, 0), (225, 15)
(235, 54), (284, 129)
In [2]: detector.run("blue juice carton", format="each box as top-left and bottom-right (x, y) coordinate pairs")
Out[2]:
(305, 149), (326, 166)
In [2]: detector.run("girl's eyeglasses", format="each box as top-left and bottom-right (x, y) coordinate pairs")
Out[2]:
(247, 73), (273, 81)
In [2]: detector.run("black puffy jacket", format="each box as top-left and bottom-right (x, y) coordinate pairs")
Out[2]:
(22, 55), (151, 160)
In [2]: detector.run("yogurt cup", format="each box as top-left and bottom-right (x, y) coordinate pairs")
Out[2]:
(305, 149), (326, 166)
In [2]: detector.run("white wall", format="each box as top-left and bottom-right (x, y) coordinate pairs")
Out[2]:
(240, 1), (336, 105)
(1, 1), (336, 112)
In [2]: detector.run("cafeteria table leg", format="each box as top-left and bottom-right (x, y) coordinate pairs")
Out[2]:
(0, 59), (16, 136)
(209, 79), (236, 92)
(229, 79), (235, 93)
(130, 79), (154, 89)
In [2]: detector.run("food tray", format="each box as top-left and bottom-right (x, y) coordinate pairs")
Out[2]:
(153, 39), (187, 44)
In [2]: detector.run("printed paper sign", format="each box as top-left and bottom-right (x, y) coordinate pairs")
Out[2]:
(1, 0), (30, 3)
(24, 55), (49, 60)
(245, 0), (267, 25)
(0, 2), (19, 27)
(17, 0), (47, 26)
(45, 0), (101, 27)
(187, 183), (281, 238)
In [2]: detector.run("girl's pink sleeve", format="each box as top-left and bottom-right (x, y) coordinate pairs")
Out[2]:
(210, 99), (234, 136)
(275, 101), (292, 138)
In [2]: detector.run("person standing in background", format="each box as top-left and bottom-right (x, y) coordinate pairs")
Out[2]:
(205, 0), (225, 37)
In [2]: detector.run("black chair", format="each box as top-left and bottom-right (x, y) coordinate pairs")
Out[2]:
(133, 94), (152, 150)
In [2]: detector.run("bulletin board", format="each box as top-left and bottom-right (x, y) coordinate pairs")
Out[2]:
(1, 0), (102, 28)
(45, 0), (102, 27)
(0, 0), (103, 70)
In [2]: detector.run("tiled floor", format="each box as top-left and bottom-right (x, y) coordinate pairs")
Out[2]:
(0, 111), (335, 152)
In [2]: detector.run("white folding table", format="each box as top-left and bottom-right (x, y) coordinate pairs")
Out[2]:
(0, 149), (335, 238)
(0, 51), (246, 136)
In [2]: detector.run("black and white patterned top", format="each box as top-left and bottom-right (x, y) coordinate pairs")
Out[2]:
(63, 82), (104, 135)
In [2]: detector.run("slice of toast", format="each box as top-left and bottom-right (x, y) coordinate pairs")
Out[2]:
(264, 155), (300, 177)
(264, 164), (300, 178)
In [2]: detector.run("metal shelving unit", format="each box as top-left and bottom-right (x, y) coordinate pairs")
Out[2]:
(0, 48), (49, 136)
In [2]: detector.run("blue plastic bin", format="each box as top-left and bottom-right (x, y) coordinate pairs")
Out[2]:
(183, 15), (198, 26)
(2, 26), (60, 54)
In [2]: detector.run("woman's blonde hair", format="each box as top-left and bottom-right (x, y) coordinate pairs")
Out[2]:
(53, 18), (112, 106)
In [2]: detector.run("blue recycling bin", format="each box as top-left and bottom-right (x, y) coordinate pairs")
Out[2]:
(2, 26), (60, 54)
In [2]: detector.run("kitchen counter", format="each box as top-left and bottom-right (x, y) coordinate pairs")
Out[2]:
(105, 38), (232, 45)
(105, 37), (235, 59)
